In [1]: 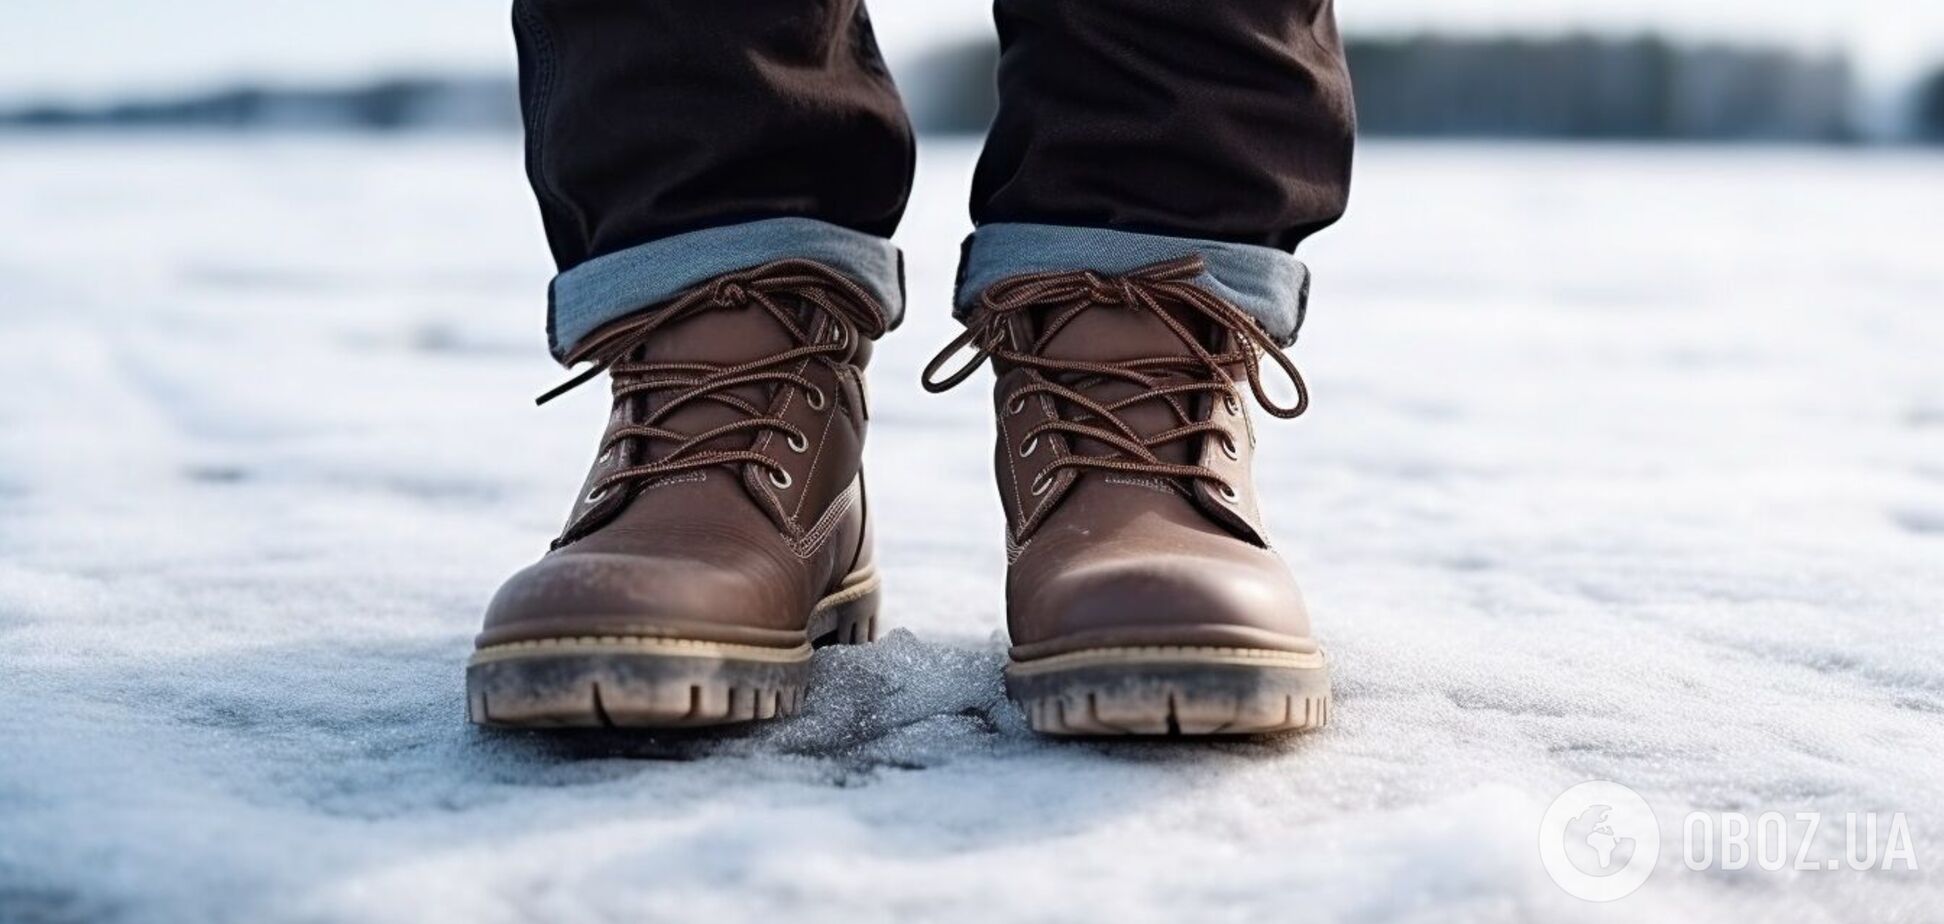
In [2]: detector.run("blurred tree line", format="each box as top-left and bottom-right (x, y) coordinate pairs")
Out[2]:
(1920, 69), (1944, 142)
(5, 34), (1942, 143)
(910, 34), (1870, 141)
(1345, 35), (1854, 140)
(0, 78), (516, 131)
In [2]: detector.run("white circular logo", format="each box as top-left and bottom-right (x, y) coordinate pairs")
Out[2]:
(1539, 780), (1661, 901)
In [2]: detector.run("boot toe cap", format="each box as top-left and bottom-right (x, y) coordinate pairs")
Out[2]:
(1010, 549), (1317, 657)
(477, 551), (803, 648)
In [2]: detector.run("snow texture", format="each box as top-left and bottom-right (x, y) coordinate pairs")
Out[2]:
(0, 138), (1941, 923)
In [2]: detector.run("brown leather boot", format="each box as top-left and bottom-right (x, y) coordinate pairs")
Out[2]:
(469, 260), (888, 728)
(925, 256), (1330, 736)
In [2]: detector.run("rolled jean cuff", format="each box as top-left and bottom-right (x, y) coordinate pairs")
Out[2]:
(547, 217), (905, 361)
(952, 223), (1311, 346)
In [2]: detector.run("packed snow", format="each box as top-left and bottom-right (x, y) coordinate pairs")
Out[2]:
(0, 137), (1940, 923)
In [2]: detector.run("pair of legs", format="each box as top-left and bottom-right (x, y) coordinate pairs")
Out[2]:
(470, 0), (1356, 735)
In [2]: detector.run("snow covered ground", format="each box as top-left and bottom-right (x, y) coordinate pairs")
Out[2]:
(0, 137), (1940, 923)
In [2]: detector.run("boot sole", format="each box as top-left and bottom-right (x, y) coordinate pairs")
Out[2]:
(1006, 646), (1330, 736)
(466, 569), (880, 728)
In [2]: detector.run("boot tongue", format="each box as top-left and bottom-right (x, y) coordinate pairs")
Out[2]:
(628, 300), (805, 462)
(1034, 302), (1211, 467)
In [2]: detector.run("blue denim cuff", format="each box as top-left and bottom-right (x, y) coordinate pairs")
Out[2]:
(547, 217), (905, 361)
(953, 223), (1310, 346)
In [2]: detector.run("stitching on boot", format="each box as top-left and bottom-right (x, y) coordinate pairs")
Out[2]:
(642, 472), (706, 492)
(751, 354), (810, 522)
(792, 479), (860, 559)
(1102, 474), (1184, 497)
(789, 382), (839, 520)
(999, 389), (1029, 532)
(1005, 529), (1033, 564)
(1019, 390), (1068, 533)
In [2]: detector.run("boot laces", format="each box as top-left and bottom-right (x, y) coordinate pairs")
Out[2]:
(538, 259), (888, 501)
(921, 256), (1306, 493)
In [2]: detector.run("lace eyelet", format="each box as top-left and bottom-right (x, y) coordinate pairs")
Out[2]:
(805, 386), (827, 411)
(769, 469), (793, 489)
(1219, 435), (1239, 460)
(584, 485), (609, 504)
(597, 446), (614, 464)
(827, 325), (849, 347)
(1030, 472), (1054, 496)
(1019, 437), (1039, 458)
(1223, 393), (1242, 416)
(1217, 482), (1239, 503)
(1007, 396), (1027, 415)
(786, 432), (809, 453)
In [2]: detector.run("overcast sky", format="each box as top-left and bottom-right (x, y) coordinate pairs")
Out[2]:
(5, 0), (1940, 102)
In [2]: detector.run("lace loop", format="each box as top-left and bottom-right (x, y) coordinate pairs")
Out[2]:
(918, 325), (993, 394)
(710, 280), (749, 307)
(922, 256), (1307, 492)
(539, 259), (887, 502)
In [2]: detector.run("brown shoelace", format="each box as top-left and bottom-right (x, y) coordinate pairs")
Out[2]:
(922, 255), (1306, 493)
(538, 259), (888, 500)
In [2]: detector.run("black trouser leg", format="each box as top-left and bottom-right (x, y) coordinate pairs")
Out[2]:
(971, 0), (1356, 251)
(513, 0), (915, 272)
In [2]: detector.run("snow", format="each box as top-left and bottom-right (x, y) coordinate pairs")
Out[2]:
(1, 136), (1941, 923)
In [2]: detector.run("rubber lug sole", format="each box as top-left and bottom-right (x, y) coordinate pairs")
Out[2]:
(467, 575), (879, 729)
(1006, 646), (1331, 737)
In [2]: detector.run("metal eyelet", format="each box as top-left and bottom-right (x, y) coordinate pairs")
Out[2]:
(805, 386), (827, 411)
(1007, 396), (1027, 415)
(827, 325), (849, 347)
(1223, 392), (1242, 416)
(1030, 472), (1054, 496)
(596, 446), (614, 464)
(1217, 482), (1239, 503)
(1219, 435), (1239, 460)
(769, 469), (793, 489)
(1019, 437), (1039, 458)
(786, 432), (809, 453)
(584, 485), (608, 504)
